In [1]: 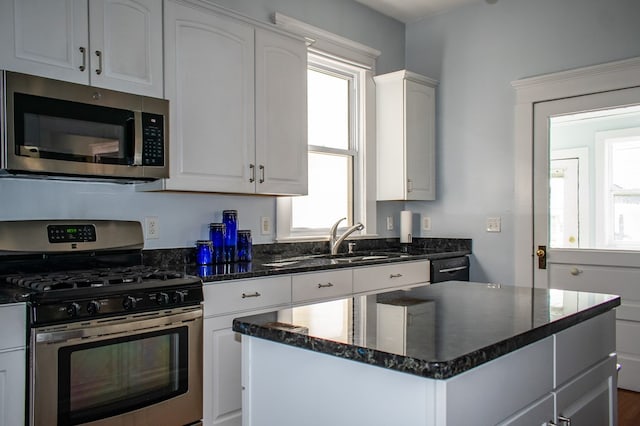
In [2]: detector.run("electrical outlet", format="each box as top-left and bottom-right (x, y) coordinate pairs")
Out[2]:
(261, 216), (271, 235)
(145, 216), (159, 239)
(422, 216), (431, 231)
(486, 217), (501, 233)
(386, 216), (394, 230)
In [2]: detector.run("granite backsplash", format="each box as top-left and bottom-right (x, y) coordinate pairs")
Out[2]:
(142, 237), (472, 269)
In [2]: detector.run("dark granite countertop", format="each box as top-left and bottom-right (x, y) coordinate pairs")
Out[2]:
(232, 281), (620, 379)
(192, 250), (469, 283)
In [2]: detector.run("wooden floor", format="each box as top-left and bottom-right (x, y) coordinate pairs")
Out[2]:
(619, 389), (640, 426)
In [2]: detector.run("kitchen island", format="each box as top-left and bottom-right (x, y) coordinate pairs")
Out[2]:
(233, 281), (620, 426)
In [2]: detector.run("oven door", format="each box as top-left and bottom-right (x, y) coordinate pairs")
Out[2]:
(30, 307), (202, 426)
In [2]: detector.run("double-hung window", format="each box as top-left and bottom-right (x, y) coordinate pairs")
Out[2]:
(275, 14), (379, 240)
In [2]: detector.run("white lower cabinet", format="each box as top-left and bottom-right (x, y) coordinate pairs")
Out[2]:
(203, 261), (431, 426)
(203, 277), (292, 426)
(0, 303), (26, 426)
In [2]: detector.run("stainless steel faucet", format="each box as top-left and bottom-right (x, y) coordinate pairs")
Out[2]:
(329, 217), (364, 255)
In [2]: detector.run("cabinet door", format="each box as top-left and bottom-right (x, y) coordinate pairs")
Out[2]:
(0, 349), (26, 426)
(254, 29), (308, 195)
(405, 79), (436, 200)
(204, 317), (243, 426)
(163, 0), (255, 192)
(0, 0), (89, 84)
(554, 355), (617, 426)
(497, 394), (554, 426)
(89, 0), (163, 97)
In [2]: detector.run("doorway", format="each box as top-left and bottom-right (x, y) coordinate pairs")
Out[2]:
(513, 57), (640, 391)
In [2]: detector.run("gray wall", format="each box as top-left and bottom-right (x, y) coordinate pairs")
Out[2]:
(405, 0), (640, 284)
(0, 0), (405, 249)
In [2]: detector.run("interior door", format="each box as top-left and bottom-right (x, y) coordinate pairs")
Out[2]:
(533, 85), (640, 390)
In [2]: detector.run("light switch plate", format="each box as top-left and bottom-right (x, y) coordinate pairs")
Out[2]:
(422, 216), (431, 231)
(486, 217), (501, 232)
(386, 216), (394, 230)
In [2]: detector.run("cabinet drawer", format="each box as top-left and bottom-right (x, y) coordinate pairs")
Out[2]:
(292, 269), (353, 304)
(353, 260), (429, 294)
(555, 310), (615, 387)
(0, 303), (26, 350)
(204, 276), (291, 317)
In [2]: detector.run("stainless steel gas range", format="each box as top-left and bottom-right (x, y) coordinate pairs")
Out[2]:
(0, 220), (203, 426)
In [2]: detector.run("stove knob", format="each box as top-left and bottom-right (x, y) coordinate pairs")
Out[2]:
(172, 291), (186, 304)
(157, 292), (169, 306)
(66, 302), (81, 318)
(123, 296), (137, 311)
(87, 300), (101, 315)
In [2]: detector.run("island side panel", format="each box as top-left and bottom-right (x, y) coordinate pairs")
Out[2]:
(241, 336), (439, 426)
(441, 336), (554, 425)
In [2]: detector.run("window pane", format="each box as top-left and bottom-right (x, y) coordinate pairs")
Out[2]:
(613, 194), (640, 243)
(612, 142), (640, 188)
(307, 69), (349, 150)
(292, 153), (350, 229)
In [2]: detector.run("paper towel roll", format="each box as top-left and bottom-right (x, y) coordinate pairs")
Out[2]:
(400, 210), (412, 243)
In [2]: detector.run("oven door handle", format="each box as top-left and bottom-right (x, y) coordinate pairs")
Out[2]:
(35, 308), (202, 344)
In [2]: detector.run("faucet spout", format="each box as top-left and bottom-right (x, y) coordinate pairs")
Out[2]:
(329, 218), (364, 255)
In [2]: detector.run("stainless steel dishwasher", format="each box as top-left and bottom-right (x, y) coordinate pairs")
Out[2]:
(430, 256), (470, 282)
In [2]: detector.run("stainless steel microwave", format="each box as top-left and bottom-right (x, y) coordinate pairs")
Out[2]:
(0, 71), (169, 180)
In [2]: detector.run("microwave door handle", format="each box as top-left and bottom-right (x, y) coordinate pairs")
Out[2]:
(132, 112), (142, 166)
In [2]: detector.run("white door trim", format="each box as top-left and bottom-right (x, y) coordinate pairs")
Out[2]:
(512, 56), (640, 287)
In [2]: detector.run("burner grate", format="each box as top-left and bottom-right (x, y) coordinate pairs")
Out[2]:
(3, 265), (188, 293)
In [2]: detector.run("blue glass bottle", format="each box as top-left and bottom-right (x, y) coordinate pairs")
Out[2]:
(195, 240), (213, 265)
(208, 223), (226, 264)
(222, 210), (238, 263)
(237, 230), (252, 262)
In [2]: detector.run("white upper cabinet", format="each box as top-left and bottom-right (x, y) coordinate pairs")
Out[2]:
(254, 28), (307, 195)
(0, 0), (163, 97)
(149, 0), (307, 195)
(376, 70), (438, 201)
(162, 0), (256, 193)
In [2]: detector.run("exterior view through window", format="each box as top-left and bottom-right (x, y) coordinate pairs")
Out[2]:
(291, 56), (359, 231)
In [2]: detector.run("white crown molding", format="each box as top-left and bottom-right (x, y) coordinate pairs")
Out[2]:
(512, 56), (640, 104)
(273, 12), (381, 70)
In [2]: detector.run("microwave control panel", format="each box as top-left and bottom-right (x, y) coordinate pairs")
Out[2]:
(141, 113), (165, 166)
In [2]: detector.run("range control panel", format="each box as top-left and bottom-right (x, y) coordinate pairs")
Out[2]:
(47, 224), (97, 243)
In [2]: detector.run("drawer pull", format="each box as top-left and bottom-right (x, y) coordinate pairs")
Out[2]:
(318, 282), (334, 289)
(389, 273), (403, 279)
(569, 267), (582, 276)
(558, 415), (571, 426)
(241, 292), (261, 299)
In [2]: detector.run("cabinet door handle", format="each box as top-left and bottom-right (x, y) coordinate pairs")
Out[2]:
(317, 282), (334, 289)
(389, 273), (403, 279)
(259, 165), (265, 183)
(249, 164), (256, 183)
(407, 179), (413, 193)
(558, 415), (571, 426)
(241, 292), (261, 299)
(79, 47), (87, 71)
(95, 50), (103, 75)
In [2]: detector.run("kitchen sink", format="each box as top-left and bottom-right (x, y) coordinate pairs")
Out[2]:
(330, 255), (390, 263)
(262, 252), (406, 267)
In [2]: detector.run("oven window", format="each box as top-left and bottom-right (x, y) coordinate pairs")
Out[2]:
(14, 93), (135, 165)
(58, 326), (189, 426)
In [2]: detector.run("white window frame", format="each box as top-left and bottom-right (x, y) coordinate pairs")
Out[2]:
(274, 13), (380, 241)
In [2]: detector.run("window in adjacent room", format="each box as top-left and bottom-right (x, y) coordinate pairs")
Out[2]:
(596, 127), (640, 249)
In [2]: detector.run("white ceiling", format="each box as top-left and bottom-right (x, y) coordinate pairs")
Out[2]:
(354, 0), (489, 23)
